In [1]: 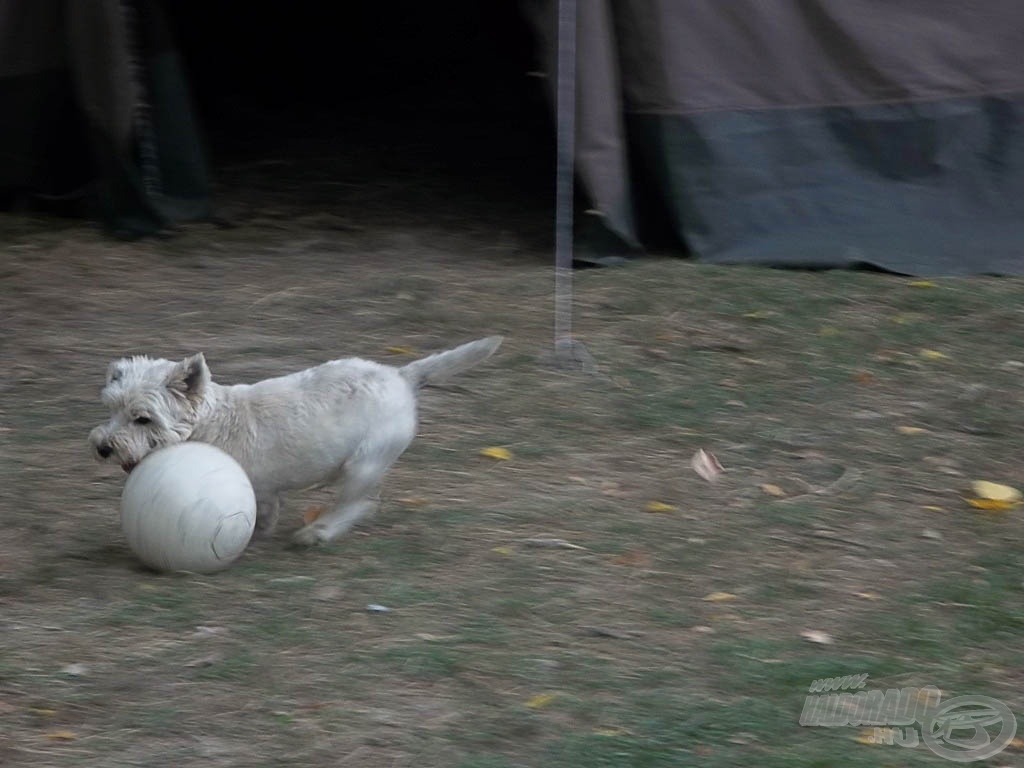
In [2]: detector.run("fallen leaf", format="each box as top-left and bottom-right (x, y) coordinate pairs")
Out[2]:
(612, 550), (652, 568)
(971, 480), (1022, 503)
(922, 505), (944, 512)
(523, 537), (585, 550)
(593, 727), (630, 737)
(397, 496), (428, 507)
(191, 626), (227, 638)
(479, 446), (512, 461)
(761, 483), (786, 497)
(908, 280), (936, 288)
(269, 575), (315, 585)
(644, 501), (676, 514)
(415, 633), (458, 642)
(1008, 737), (1024, 750)
(800, 629), (834, 645)
(853, 371), (874, 384)
(742, 310), (776, 320)
(525, 693), (559, 709)
(46, 730), (78, 741)
(386, 346), (416, 355)
(366, 604), (391, 613)
(185, 652), (224, 668)
(691, 449), (724, 484)
(60, 663), (87, 677)
(895, 425), (929, 435)
(703, 591), (738, 603)
(491, 546), (513, 556)
(818, 326), (839, 337)
(30, 707), (58, 717)
(919, 349), (948, 361)
(854, 591), (881, 601)
(302, 504), (326, 524)
(966, 498), (1017, 512)
(600, 481), (627, 497)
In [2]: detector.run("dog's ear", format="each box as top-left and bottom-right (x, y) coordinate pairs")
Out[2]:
(167, 353), (210, 405)
(106, 360), (126, 385)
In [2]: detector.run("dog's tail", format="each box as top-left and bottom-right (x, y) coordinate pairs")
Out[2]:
(399, 336), (503, 388)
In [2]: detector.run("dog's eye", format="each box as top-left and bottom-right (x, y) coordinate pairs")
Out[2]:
(134, 416), (152, 425)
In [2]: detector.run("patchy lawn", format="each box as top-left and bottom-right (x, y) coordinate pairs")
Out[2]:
(2, 163), (1023, 767)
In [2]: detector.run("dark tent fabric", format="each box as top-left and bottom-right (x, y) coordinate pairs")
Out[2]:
(528, 1), (1024, 275)
(0, 0), (209, 237)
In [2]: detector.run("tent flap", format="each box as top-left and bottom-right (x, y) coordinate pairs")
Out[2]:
(560, 0), (1024, 274)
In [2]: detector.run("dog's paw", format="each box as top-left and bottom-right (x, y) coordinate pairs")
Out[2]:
(291, 524), (331, 547)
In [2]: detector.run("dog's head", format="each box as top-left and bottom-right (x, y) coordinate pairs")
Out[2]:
(88, 353), (210, 472)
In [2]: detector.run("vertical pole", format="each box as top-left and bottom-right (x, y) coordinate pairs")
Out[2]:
(554, 0), (577, 354)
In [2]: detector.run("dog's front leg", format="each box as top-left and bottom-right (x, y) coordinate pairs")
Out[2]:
(254, 495), (281, 538)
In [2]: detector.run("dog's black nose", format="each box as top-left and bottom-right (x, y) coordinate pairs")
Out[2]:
(97, 444), (113, 459)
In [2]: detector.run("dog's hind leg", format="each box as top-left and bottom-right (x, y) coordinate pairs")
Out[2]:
(254, 495), (281, 538)
(291, 459), (391, 545)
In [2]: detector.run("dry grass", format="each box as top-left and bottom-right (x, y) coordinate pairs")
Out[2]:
(2, 164), (1023, 767)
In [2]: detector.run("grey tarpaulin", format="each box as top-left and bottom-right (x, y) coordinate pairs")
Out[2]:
(526, 1), (1024, 275)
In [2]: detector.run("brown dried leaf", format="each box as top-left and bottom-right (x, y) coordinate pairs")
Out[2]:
(691, 448), (724, 483)
(302, 504), (326, 524)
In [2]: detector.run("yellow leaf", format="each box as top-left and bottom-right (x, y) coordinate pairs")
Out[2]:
(644, 501), (676, 514)
(594, 727), (630, 737)
(480, 447), (512, 461)
(703, 591), (738, 603)
(30, 707), (58, 716)
(47, 730), (78, 741)
(854, 591), (881, 601)
(966, 498), (1018, 511)
(919, 349), (948, 361)
(922, 505), (944, 512)
(525, 693), (559, 709)
(761, 483), (786, 498)
(491, 546), (512, 556)
(386, 346), (416, 355)
(895, 425), (929, 435)
(818, 326), (839, 337)
(890, 314), (911, 325)
(908, 280), (936, 288)
(971, 480), (1022, 503)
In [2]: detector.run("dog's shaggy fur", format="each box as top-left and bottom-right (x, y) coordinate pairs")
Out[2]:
(89, 337), (503, 544)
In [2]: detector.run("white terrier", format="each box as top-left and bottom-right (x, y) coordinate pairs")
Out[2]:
(89, 337), (503, 545)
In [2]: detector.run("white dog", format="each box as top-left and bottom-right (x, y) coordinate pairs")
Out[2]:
(89, 337), (503, 544)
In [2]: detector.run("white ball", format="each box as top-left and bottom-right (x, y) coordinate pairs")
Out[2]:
(121, 442), (256, 573)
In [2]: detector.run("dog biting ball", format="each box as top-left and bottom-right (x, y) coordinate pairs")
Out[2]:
(120, 442), (257, 573)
